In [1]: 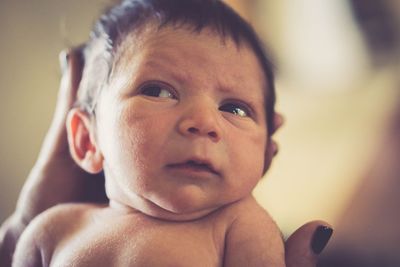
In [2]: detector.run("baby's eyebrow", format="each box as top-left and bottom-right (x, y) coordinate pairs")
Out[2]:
(143, 63), (226, 95)
(141, 59), (239, 94)
(141, 59), (190, 86)
(217, 84), (236, 94)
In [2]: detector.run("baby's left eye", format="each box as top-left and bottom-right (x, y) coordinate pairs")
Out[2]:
(139, 83), (177, 99)
(219, 103), (250, 117)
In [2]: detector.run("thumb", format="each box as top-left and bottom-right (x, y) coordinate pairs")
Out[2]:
(285, 221), (333, 267)
(58, 47), (85, 109)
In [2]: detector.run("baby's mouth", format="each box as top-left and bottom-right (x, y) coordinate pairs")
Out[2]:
(167, 160), (219, 176)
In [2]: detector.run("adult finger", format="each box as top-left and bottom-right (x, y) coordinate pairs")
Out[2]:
(285, 221), (333, 267)
(39, 47), (86, 159)
(57, 47), (85, 113)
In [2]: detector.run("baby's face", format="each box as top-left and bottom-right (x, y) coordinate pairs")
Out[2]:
(94, 26), (270, 220)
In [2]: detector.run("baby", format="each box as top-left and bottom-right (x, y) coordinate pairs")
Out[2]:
(13, 0), (284, 266)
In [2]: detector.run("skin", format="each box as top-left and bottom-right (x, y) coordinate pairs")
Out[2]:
(96, 26), (271, 220)
(14, 26), (285, 266)
(1, 30), (331, 267)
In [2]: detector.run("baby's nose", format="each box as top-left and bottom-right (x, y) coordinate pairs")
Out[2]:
(178, 103), (221, 142)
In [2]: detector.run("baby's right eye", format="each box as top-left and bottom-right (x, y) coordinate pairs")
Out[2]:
(139, 83), (177, 99)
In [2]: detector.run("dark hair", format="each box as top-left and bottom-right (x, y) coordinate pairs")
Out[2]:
(77, 0), (276, 133)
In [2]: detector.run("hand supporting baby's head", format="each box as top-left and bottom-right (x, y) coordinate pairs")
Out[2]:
(66, 0), (279, 220)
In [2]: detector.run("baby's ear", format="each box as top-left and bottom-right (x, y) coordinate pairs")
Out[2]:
(263, 113), (283, 173)
(66, 108), (103, 174)
(263, 138), (274, 173)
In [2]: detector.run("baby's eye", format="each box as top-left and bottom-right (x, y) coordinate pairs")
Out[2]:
(219, 102), (250, 118)
(139, 83), (176, 99)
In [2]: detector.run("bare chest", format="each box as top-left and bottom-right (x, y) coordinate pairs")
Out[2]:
(49, 217), (224, 267)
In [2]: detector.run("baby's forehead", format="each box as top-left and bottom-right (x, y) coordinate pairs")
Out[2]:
(114, 26), (233, 63)
(111, 25), (267, 87)
(109, 37), (262, 108)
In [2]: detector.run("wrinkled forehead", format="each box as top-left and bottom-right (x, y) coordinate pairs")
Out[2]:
(109, 24), (267, 93)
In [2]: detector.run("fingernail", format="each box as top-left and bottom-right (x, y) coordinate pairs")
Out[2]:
(59, 50), (69, 73)
(311, 225), (333, 254)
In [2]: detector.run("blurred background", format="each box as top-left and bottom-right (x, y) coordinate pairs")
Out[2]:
(0, 0), (399, 262)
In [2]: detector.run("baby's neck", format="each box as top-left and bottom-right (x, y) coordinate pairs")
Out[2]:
(109, 200), (141, 214)
(108, 199), (222, 222)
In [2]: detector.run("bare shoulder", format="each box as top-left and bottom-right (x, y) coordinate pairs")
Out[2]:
(218, 195), (278, 227)
(222, 195), (285, 267)
(12, 203), (103, 267)
(23, 203), (103, 241)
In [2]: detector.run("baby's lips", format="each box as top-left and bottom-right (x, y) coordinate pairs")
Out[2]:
(167, 157), (220, 176)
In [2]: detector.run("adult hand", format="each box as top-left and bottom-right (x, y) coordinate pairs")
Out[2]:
(285, 220), (333, 267)
(16, 47), (107, 222)
(0, 47), (106, 265)
(270, 112), (333, 266)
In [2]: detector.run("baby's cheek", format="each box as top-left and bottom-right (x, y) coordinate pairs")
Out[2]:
(224, 133), (266, 192)
(239, 130), (266, 164)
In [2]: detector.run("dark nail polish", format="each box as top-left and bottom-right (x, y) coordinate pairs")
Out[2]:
(311, 225), (333, 254)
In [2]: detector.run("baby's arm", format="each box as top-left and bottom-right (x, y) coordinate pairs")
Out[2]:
(12, 204), (76, 267)
(12, 215), (44, 267)
(223, 196), (285, 267)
